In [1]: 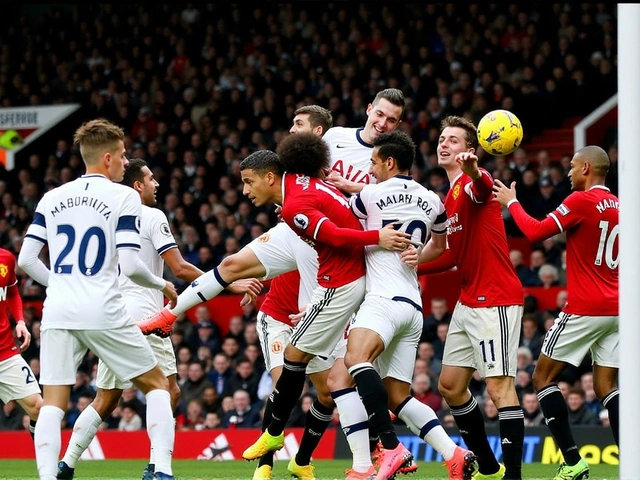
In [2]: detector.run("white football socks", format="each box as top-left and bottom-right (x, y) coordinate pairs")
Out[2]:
(146, 389), (175, 476)
(61, 405), (103, 467)
(333, 389), (372, 473)
(168, 268), (228, 316)
(35, 405), (65, 479)
(397, 397), (457, 460)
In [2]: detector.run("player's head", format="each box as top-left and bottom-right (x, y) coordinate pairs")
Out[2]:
(370, 130), (416, 182)
(276, 132), (330, 178)
(437, 115), (478, 169)
(122, 158), (159, 207)
(569, 145), (610, 191)
(362, 88), (405, 144)
(239, 150), (283, 207)
(290, 105), (333, 136)
(73, 119), (128, 181)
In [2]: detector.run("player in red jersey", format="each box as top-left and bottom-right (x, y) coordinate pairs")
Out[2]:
(414, 116), (525, 480)
(241, 133), (411, 476)
(493, 145), (618, 479)
(0, 248), (43, 437)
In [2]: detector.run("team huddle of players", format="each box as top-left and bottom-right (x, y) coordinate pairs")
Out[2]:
(0, 86), (619, 480)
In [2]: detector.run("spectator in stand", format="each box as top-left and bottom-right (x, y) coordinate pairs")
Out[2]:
(411, 373), (442, 413)
(580, 372), (603, 418)
(567, 388), (601, 426)
(510, 249), (541, 287)
(538, 264), (560, 289)
(118, 404), (143, 432)
(222, 389), (261, 429)
(208, 353), (233, 396)
(187, 319), (221, 356)
(431, 322), (448, 362)
(528, 249), (547, 281)
(420, 297), (452, 343)
(416, 341), (442, 379)
(180, 362), (214, 413)
(223, 356), (260, 405)
(520, 314), (543, 360)
(201, 386), (221, 415)
(522, 392), (545, 427)
(177, 399), (205, 431)
(0, 401), (25, 430)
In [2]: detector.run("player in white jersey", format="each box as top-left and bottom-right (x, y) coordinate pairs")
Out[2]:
(18, 120), (178, 480)
(344, 131), (477, 480)
(55, 158), (263, 480)
(324, 88), (406, 194)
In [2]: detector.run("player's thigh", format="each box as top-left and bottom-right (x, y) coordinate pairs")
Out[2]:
(256, 311), (293, 373)
(374, 303), (423, 384)
(289, 277), (366, 358)
(541, 313), (617, 367)
(590, 315), (619, 369)
(452, 303), (522, 378)
(246, 222), (298, 280)
(77, 324), (157, 382)
(291, 236), (319, 306)
(39, 328), (88, 385)
(0, 355), (42, 403)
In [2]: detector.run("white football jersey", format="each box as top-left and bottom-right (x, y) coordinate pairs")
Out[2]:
(350, 174), (448, 306)
(119, 205), (177, 320)
(25, 174), (142, 330)
(323, 127), (376, 185)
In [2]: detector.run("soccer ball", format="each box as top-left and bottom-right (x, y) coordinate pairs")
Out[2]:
(476, 109), (523, 156)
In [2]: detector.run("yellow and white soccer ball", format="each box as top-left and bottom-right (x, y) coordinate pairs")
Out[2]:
(476, 109), (523, 156)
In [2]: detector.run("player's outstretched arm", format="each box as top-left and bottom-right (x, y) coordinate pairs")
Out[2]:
(162, 248), (204, 283)
(315, 219), (410, 250)
(17, 237), (50, 287)
(5, 277), (30, 351)
(493, 179), (561, 243)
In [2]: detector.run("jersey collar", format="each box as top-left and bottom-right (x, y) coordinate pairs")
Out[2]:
(394, 174), (413, 180)
(81, 174), (109, 179)
(589, 185), (610, 192)
(356, 128), (373, 148)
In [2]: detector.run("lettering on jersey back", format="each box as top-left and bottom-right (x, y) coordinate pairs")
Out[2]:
(50, 196), (112, 219)
(331, 159), (370, 184)
(0, 286), (6, 302)
(595, 198), (619, 214)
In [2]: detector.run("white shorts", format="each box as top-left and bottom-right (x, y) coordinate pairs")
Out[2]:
(247, 222), (319, 306)
(0, 355), (41, 403)
(256, 311), (334, 375)
(40, 324), (158, 386)
(541, 313), (619, 368)
(289, 277), (366, 358)
(443, 302), (523, 378)
(350, 295), (423, 384)
(96, 334), (177, 390)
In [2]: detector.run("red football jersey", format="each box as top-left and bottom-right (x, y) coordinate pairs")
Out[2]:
(259, 270), (301, 326)
(0, 249), (20, 361)
(281, 173), (367, 288)
(445, 170), (523, 307)
(548, 186), (619, 315)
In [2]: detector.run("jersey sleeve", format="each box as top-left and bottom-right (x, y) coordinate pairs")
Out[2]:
(349, 185), (371, 220)
(547, 192), (585, 233)
(431, 193), (448, 235)
(464, 169), (493, 203)
(24, 194), (48, 244)
(148, 209), (178, 255)
(115, 189), (142, 251)
(282, 195), (330, 241)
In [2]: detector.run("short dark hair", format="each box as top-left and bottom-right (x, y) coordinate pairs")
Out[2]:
(121, 158), (148, 188)
(440, 115), (478, 150)
(239, 150), (283, 176)
(276, 132), (330, 177)
(372, 130), (416, 172)
(294, 105), (333, 134)
(372, 88), (406, 119)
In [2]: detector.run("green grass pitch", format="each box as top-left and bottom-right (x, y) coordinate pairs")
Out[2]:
(0, 459), (620, 479)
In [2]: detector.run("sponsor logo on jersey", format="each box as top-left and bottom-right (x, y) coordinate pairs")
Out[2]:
(0, 264), (7, 278)
(160, 222), (172, 236)
(556, 204), (570, 216)
(293, 213), (309, 230)
(452, 183), (461, 200)
(271, 341), (283, 353)
(258, 233), (271, 243)
(336, 144), (347, 148)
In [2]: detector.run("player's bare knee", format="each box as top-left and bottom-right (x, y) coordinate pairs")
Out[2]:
(18, 394), (43, 420)
(133, 367), (169, 394)
(92, 389), (121, 418)
(283, 344), (312, 364)
(531, 368), (552, 392)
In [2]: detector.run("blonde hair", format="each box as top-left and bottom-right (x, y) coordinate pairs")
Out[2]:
(73, 119), (125, 165)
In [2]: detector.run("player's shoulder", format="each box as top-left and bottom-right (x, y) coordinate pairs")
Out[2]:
(324, 126), (356, 143)
(0, 247), (14, 264)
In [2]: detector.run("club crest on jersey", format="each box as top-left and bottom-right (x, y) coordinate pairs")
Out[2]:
(293, 214), (309, 230)
(0, 264), (6, 277)
(271, 341), (283, 353)
(295, 174), (310, 190)
(258, 233), (271, 243)
(452, 183), (461, 200)
(160, 223), (172, 236)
